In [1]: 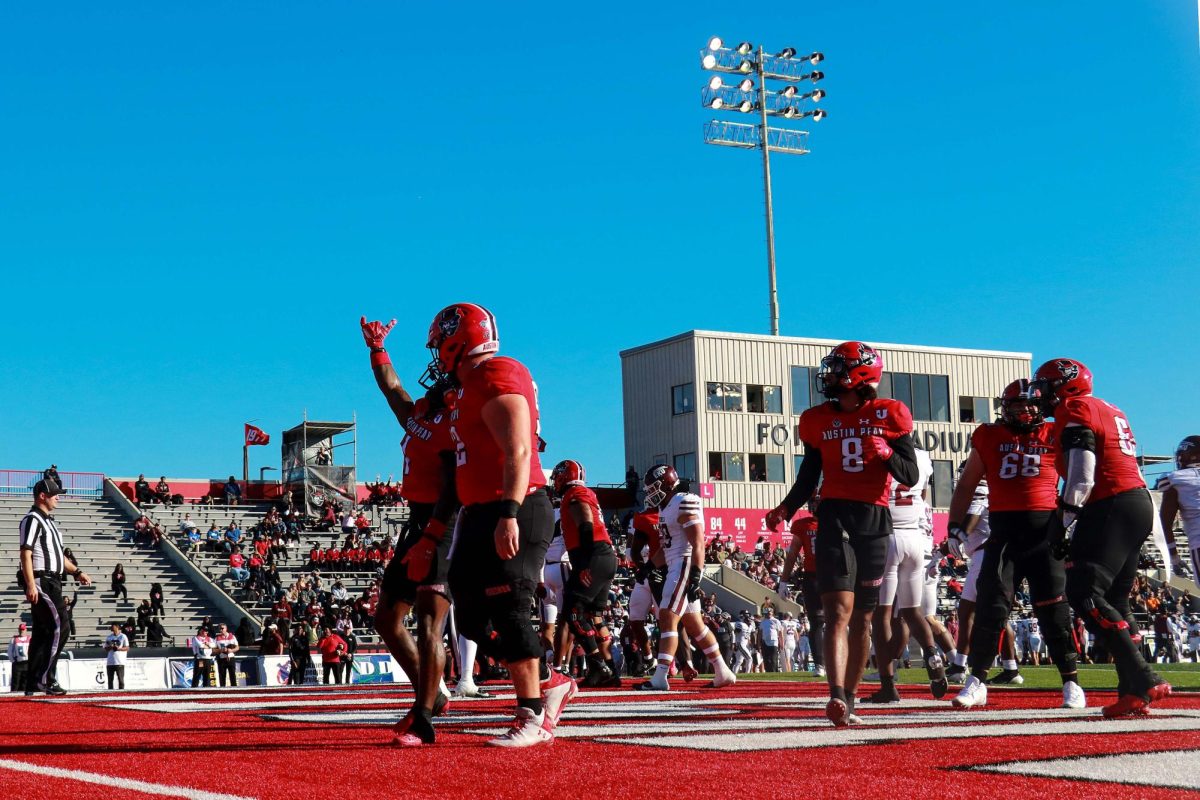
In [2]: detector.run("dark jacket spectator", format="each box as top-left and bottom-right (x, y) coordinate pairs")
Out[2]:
(146, 617), (167, 647)
(134, 474), (154, 505)
(260, 625), (285, 655)
(43, 465), (62, 490)
(111, 564), (128, 602)
(224, 476), (242, 505)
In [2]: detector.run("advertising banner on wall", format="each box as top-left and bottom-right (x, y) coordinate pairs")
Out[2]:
(58, 658), (169, 692)
(704, 508), (949, 549)
(168, 657), (260, 688)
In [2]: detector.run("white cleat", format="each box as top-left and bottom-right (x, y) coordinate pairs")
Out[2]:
(1062, 680), (1086, 709)
(814, 665), (826, 677)
(710, 668), (737, 689)
(541, 670), (578, 729)
(488, 707), (553, 748)
(452, 682), (492, 699)
(952, 675), (988, 709)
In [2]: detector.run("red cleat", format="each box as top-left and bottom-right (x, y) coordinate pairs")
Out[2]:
(391, 712), (413, 737)
(826, 698), (850, 728)
(682, 665), (699, 683)
(392, 732), (431, 747)
(1102, 694), (1149, 719)
(1147, 682), (1173, 705)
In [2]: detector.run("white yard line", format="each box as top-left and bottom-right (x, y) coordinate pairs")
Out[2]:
(0, 758), (254, 800)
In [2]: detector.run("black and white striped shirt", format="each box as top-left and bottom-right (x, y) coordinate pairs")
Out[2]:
(19, 507), (65, 575)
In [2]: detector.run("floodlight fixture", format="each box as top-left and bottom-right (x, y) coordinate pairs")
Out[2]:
(738, 78), (754, 91)
(702, 53), (718, 69)
(779, 85), (797, 98)
(708, 75), (724, 90)
(736, 41), (754, 54)
(708, 36), (724, 51)
(777, 47), (797, 59)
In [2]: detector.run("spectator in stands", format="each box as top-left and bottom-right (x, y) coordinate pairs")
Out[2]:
(146, 616), (166, 648)
(205, 523), (222, 552)
(191, 625), (215, 687)
(229, 550), (250, 584)
(235, 617), (255, 647)
(224, 522), (243, 553)
(287, 625), (311, 685)
(315, 445), (332, 466)
(340, 508), (356, 537)
(223, 476), (242, 505)
(214, 623), (240, 687)
(179, 513), (198, 535)
(134, 474), (154, 506)
(122, 616), (138, 647)
(260, 623), (284, 655)
(154, 476), (172, 504)
(317, 625), (348, 684)
(136, 599), (153, 635)
(147, 520), (164, 547)
(43, 464), (62, 490)
(308, 544), (324, 570)
(150, 582), (166, 618)
(132, 514), (151, 545)
(111, 563), (128, 602)
(187, 527), (202, 556)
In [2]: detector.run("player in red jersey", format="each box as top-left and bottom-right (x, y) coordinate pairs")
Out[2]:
(765, 342), (921, 726)
(360, 316), (457, 746)
(552, 460), (621, 688)
(625, 509), (663, 677)
(1033, 358), (1170, 717)
(948, 379), (1084, 710)
(780, 505), (825, 677)
(424, 303), (572, 748)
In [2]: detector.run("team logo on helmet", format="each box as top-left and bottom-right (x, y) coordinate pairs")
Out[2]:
(437, 308), (463, 339)
(1055, 360), (1078, 380)
(857, 344), (878, 366)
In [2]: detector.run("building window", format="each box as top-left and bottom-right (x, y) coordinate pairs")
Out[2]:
(707, 451), (745, 481)
(959, 395), (995, 423)
(673, 452), (697, 483)
(748, 453), (785, 482)
(747, 384), (782, 414)
(791, 366), (813, 413)
(706, 382), (743, 412)
(880, 372), (950, 422)
(672, 383), (695, 415)
(930, 459), (954, 508)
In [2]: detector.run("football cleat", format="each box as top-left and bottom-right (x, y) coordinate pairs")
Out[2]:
(42, 683), (67, 696)
(600, 673), (623, 689)
(952, 675), (987, 709)
(813, 665), (826, 677)
(453, 682), (492, 699)
(710, 668), (737, 689)
(635, 677), (670, 692)
(489, 707), (553, 748)
(1061, 681), (1086, 709)
(392, 713), (435, 746)
(825, 697), (850, 727)
(681, 664), (699, 683)
(986, 669), (1023, 685)
(1102, 694), (1150, 719)
(432, 691), (451, 717)
(945, 664), (967, 684)
(541, 670), (578, 729)
(926, 653), (948, 699)
(863, 686), (900, 703)
(581, 661), (613, 688)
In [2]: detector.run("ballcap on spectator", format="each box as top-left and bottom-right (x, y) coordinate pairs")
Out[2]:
(33, 478), (63, 497)
(18, 622), (27, 630)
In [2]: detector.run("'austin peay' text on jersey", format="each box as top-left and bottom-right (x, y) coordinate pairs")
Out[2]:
(970, 422), (1058, 512)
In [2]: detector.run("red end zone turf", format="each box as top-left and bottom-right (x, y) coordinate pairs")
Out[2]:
(2, 682), (1200, 800)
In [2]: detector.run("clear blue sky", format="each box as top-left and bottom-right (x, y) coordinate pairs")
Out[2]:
(2, 2), (1197, 485)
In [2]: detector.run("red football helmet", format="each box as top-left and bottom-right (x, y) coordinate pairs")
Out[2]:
(421, 303), (499, 387)
(642, 464), (680, 509)
(816, 341), (884, 398)
(1032, 358), (1093, 413)
(999, 378), (1045, 431)
(551, 459), (586, 496)
(1177, 436), (1200, 469)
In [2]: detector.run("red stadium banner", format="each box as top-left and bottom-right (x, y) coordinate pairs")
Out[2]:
(703, 507), (948, 550)
(244, 423), (271, 446)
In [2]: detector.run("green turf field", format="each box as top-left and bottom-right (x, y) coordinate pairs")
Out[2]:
(735, 662), (1200, 690)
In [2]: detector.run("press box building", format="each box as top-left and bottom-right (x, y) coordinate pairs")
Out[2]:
(620, 330), (1032, 513)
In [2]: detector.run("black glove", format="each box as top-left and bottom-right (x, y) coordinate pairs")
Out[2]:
(1046, 514), (1070, 561)
(685, 564), (703, 601)
(634, 563), (651, 584)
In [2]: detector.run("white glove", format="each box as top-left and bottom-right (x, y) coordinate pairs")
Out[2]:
(946, 524), (969, 561)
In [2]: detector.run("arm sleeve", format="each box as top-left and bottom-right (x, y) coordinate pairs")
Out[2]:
(1061, 440), (1097, 521)
(780, 447), (822, 515)
(883, 433), (920, 487)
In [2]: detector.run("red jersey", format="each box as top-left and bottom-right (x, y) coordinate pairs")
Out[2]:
(451, 356), (546, 506)
(400, 411), (454, 504)
(789, 513), (817, 572)
(970, 422), (1059, 512)
(797, 397), (914, 506)
(1053, 396), (1145, 502)
(559, 485), (611, 551)
(632, 510), (661, 560)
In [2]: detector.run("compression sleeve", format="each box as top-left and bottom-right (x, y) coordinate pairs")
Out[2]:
(780, 447), (822, 516)
(883, 433), (920, 488)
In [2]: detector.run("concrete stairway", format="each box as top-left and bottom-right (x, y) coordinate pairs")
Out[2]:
(0, 495), (230, 646)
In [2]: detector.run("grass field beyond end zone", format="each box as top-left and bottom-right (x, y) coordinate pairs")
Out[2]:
(736, 662), (1200, 690)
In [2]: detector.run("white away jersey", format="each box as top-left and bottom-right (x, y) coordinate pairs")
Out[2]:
(964, 477), (991, 541)
(890, 448), (933, 531)
(544, 509), (568, 564)
(658, 492), (703, 561)
(1159, 467), (1200, 546)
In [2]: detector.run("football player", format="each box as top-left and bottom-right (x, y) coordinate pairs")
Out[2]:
(780, 504), (825, 676)
(1033, 358), (1170, 717)
(360, 316), (456, 746)
(637, 464), (737, 691)
(552, 460), (621, 688)
(1158, 436), (1200, 585)
(626, 509), (663, 677)
(424, 303), (574, 747)
(867, 442), (948, 702)
(766, 342), (920, 726)
(948, 379), (1083, 710)
(540, 499), (571, 675)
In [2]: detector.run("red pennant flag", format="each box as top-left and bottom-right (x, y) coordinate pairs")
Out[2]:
(245, 423), (271, 446)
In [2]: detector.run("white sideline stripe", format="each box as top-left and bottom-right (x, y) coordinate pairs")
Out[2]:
(265, 707), (725, 726)
(0, 758), (253, 800)
(43, 687), (417, 703)
(973, 749), (1200, 790)
(599, 714), (1200, 752)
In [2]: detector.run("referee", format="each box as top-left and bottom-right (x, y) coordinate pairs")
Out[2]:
(19, 478), (91, 695)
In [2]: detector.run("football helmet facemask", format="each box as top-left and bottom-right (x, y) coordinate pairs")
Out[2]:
(421, 303), (499, 388)
(642, 464), (680, 510)
(1177, 436), (1200, 469)
(999, 378), (1045, 432)
(551, 460), (586, 496)
(816, 341), (884, 399)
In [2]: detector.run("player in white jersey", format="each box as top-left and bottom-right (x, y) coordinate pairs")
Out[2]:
(540, 508), (572, 673)
(1187, 615), (1200, 662)
(1159, 436), (1200, 586)
(867, 445), (948, 701)
(731, 611), (753, 672)
(780, 613), (800, 672)
(636, 465), (736, 691)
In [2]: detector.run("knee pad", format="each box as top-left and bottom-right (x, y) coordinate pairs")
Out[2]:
(489, 588), (542, 663)
(568, 606), (596, 638)
(853, 582), (881, 613)
(452, 602), (491, 647)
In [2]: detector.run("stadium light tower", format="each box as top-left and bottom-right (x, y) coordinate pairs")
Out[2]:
(701, 38), (827, 336)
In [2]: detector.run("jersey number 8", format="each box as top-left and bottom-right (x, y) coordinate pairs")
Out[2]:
(842, 437), (864, 473)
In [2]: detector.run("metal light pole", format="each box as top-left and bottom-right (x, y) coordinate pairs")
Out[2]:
(700, 39), (827, 336)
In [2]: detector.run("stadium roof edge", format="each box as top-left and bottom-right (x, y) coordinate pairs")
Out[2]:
(619, 329), (1033, 361)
